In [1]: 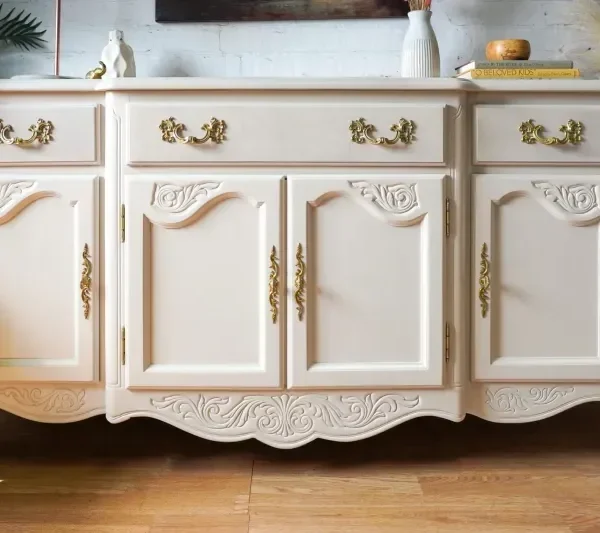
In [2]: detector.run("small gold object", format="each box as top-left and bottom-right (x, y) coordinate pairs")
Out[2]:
(0, 119), (54, 146)
(479, 243), (490, 319)
(520, 119), (583, 146)
(159, 117), (226, 145)
(350, 118), (416, 146)
(80, 243), (92, 320)
(294, 244), (306, 322)
(86, 61), (106, 80)
(269, 246), (280, 325)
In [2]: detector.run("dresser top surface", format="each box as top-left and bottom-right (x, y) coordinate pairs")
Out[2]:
(0, 77), (599, 93)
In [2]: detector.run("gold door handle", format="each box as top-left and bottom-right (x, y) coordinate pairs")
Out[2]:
(479, 243), (490, 318)
(519, 119), (583, 145)
(269, 246), (280, 324)
(80, 244), (92, 320)
(159, 117), (226, 144)
(350, 118), (416, 146)
(294, 244), (306, 322)
(0, 119), (54, 145)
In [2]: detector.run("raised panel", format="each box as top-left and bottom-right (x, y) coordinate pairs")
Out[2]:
(0, 105), (98, 165)
(475, 105), (600, 165)
(0, 176), (98, 382)
(288, 175), (446, 389)
(125, 175), (283, 389)
(127, 102), (446, 165)
(473, 175), (600, 381)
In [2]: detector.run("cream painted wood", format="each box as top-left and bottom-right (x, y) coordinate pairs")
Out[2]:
(474, 105), (599, 165)
(0, 105), (98, 165)
(124, 175), (283, 389)
(127, 102), (446, 165)
(0, 175), (98, 382)
(2, 79), (600, 446)
(287, 175), (447, 389)
(473, 175), (600, 382)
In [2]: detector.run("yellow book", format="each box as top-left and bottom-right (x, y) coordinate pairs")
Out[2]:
(457, 68), (581, 79)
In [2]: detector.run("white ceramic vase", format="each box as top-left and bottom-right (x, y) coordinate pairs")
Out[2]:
(401, 10), (440, 78)
(101, 30), (136, 78)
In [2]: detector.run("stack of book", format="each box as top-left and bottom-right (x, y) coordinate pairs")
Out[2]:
(455, 60), (580, 79)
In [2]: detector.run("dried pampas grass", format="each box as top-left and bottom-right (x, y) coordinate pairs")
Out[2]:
(571, 0), (600, 75)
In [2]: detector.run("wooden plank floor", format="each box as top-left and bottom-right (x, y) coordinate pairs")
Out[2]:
(1, 405), (599, 532)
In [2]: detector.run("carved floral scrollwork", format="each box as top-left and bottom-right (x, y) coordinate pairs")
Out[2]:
(151, 393), (421, 440)
(0, 181), (35, 211)
(349, 181), (419, 214)
(0, 387), (86, 414)
(152, 182), (222, 214)
(533, 182), (599, 215)
(485, 386), (575, 414)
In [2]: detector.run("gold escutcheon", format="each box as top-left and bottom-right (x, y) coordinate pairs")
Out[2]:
(294, 243), (306, 322)
(0, 119), (54, 146)
(81, 243), (92, 320)
(519, 119), (583, 146)
(350, 118), (416, 146)
(479, 243), (490, 319)
(159, 117), (226, 145)
(269, 246), (280, 325)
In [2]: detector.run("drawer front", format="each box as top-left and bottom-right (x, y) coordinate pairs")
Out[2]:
(0, 105), (98, 165)
(475, 105), (600, 165)
(127, 102), (446, 165)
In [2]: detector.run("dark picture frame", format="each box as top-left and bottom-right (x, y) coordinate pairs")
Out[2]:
(156, 0), (409, 23)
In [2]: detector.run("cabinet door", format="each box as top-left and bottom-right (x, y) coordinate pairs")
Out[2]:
(473, 175), (600, 381)
(125, 175), (283, 389)
(288, 175), (446, 388)
(0, 176), (98, 382)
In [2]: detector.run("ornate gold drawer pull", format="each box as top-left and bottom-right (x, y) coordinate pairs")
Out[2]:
(0, 118), (54, 146)
(519, 119), (583, 146)
(350, 118), (416, 146)
(80, 244), (92, 320)
(159, 117), (226, 145)
(294, 244), (306, 322)
(479, 243), (490, 319)
(269, 246), (280, 324)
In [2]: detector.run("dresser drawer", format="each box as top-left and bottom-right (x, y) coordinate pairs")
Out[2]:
(0, 105), (98, 165)
(127, 102), (446, 165)
(475, 105), (600, 165)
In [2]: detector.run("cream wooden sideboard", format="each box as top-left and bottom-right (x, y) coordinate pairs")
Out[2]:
(0, 78), (599, 448)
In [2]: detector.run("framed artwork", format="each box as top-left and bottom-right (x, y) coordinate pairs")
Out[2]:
(156, 0), (409, 23)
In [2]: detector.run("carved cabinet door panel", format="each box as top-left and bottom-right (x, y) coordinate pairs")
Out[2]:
(473, 175), (600, 381)
(287, 175), (447, 388)
(0, 175), (98, 382)
(124, 175), (283, 389)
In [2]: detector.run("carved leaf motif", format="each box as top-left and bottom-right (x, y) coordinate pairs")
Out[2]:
(349, 181), (418, 214)
(0, 387), (85, 414)
(0, 181), (35, 210)
(151, 393), (421, 439)
(152, 182), (221, 214)
(533, 182), (599, 215)
(485, 386), (575, 414)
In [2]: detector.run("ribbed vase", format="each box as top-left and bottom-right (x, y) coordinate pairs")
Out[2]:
(401, 10), (441, 78)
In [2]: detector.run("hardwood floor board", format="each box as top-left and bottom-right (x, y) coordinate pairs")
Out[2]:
(418, 471), (600, 500)
(537, 497), (600, 533)
(0, 525), (151, 533)
(0, 459), (167, 494)
(248, 518), (572, 533)
(0, 407), (600, 532)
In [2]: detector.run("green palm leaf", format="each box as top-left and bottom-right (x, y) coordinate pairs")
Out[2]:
(0, 4), (47, 51)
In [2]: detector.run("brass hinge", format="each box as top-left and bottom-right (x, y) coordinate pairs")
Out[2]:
(121, 326), (126, 365)
(120, 204), (126, 243)
(445, 322), (451, 363)
(445, 198), (451, 238)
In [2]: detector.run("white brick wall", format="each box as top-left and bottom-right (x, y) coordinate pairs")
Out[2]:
(0, 0), (594, 79)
